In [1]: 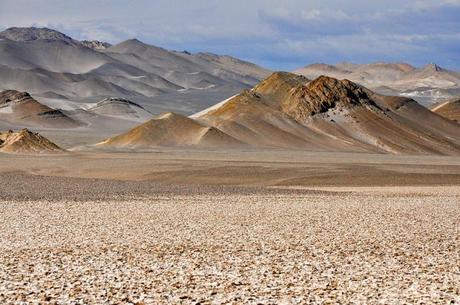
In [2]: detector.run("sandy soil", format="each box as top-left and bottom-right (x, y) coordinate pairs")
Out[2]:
(0, 151), (459, 304)
(1, 149), (460, 186)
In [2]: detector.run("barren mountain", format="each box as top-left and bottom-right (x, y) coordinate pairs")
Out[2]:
(98, 112), (244, 149)
(0, 27), (270, 115)
(294, 62), (416, 86)
(0, 90), (81, 128)
(192, 72), (460, 155)
(0, 128), (63, 153)
(0, 27), (112, 50)
(103, 38), (269, 88)
(430, 99), (460, 123)
(0, 27), (77, 44)
(294, 62), (460, 105)
(0, 38), (115, 74)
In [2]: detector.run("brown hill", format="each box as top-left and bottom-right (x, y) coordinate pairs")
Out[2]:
(0, 90), (81, 128)
(430, 99), (460, 123)
(193, 72), (460, 155)
(0, 128), (63, 153)
(98, 112), (244, 149)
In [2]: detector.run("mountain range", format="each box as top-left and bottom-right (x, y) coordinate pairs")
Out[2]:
(99, 72), (460, 155)
(0, 27), (271, 115)
(294, 62), (460, 106)
(1, 26), (460, 155)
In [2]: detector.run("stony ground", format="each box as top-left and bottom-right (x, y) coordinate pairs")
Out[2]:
(0, 178), (459, 304)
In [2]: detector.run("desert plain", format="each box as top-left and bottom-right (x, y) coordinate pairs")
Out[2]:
(0, 150), (459, 304)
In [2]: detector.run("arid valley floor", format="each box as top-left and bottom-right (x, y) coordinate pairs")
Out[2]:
(0, 150), (459, 304)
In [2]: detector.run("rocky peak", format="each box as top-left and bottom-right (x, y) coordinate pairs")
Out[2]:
(254, 72), (309, 97)
(0, 27), (75, 43)
(280, 75), (378, 122)
(423, 63), (443, 72)
(0, 27), (112, 50)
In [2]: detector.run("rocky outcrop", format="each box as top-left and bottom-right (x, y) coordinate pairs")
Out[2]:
(280, 76), (381, 122)
(80, 40), (112, 50)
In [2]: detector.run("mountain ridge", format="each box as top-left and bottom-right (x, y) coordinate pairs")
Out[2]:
(0, 26), (271, 115)
(190, 72), (460, 154)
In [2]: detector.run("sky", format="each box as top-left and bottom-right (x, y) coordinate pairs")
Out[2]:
(0, 0), (459, 70)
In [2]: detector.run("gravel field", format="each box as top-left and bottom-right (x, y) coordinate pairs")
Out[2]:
(0, 180), (459, 304)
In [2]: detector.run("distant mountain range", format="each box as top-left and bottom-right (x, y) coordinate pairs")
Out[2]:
(0, 27), (271, 115)
(294, 62), (460, 106)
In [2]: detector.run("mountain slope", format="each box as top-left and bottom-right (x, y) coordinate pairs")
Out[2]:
(0, 38), (115, 73)
(193, 72), (460, 155)
(430, 99), (460, 123)
(104, 38), (270, 88)
(98, 112), (244, 149)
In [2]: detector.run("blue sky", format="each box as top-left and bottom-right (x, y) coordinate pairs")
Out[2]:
(0, 0), (459, 70)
